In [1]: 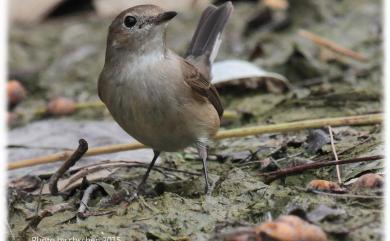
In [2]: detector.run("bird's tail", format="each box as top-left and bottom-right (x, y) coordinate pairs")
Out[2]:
(185, 2), (233, 76)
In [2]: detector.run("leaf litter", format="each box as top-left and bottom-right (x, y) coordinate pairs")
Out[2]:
(7, 0), (383, 240)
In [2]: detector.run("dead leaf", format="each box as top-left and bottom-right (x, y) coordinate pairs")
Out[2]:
(26, 202), (73, 220)
(96, 182), (117, 197)
(259, 158), (278, 172)
(212, 60), (291, 93)
(307, 204), (346, 223)
(9, 175), (41, 192)
(304, 129), (330, 154)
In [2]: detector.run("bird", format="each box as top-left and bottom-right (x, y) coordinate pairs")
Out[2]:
(98, 2), (233, 196)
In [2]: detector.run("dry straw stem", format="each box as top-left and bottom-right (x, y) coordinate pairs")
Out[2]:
(8, 113), (382, 170)
(328, 126), (342, 184)
(298, 29), (367, 62)
(33, 101), (105, 116)
(33, 100), (239, 120)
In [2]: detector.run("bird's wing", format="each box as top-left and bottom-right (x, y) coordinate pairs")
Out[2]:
(181, 59), (224, 119)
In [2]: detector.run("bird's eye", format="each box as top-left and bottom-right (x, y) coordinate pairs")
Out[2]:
(124, 16), (137, 28)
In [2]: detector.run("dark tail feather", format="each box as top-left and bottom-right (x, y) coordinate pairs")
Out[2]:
(186, 1), (233, 65)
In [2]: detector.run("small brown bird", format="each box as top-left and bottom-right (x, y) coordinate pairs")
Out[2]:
(98, 2), (233, 195)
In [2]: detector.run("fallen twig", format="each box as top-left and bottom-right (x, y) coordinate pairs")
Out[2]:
(216, 114), (382, 140)
(61, 161), (200, 193)
(77, 184), (100, 221)
(328, 126), (342, 184)
(35, 182), (44, 216)
(6, 222), (16, 241)
(261, 155), (383, 184)
(27, 203), (74, 220)
(298, 29), (367, 62)
(22, 181), (45, 231)
(314, 135), (374, 162)
(33, 101), (105, 117)
(8, 114), (382, 170)
(99, 189), (129, 207)
(80, 210), (114, 218)
(48, 139), (88, 194)
(30, 160), (202, 195)
(311, 190), (383, 199)
(32, 100), (238, 121)
(22, 202), (73, 231)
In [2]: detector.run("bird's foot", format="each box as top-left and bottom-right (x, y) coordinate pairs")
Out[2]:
(126, 191), (139, 202)
(205, 180), (215, 196)
(125, 184), (146, 202)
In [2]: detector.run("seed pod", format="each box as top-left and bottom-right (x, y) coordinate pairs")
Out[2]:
(224, 229), (259, 241)
(255, 215), (327, 241)
(256, 221), (298, 241)
(352, 173), (384, 189)
(7, 80), (26, 108)
(300, 224), (327, 241)
(307, 179), (344, 193)
(47, 97), (76, 116)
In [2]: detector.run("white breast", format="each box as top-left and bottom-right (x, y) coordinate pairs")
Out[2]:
(103, 53), (200, 151)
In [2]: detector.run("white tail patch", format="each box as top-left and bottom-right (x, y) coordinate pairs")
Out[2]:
(209, 33), (222, 64)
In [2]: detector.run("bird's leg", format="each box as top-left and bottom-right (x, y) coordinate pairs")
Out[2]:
(129, 150), (160, 200)
(196, 142), (211, 195)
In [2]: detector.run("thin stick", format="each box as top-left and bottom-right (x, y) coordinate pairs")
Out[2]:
(60, 162), (200, 193)
(262, 155), (383, 183)
(23, 202), (72, 231)
(6, 222), (16, 241)
(99, 189), (129, 208)
(214, 113), (382, 140)
(77, 184), (100, 221)
(10, 142), (145, 170)
(23, 182), (45, 231)
(48, 139), (88, 194)
(8, 114), (383, 170)
(33, 101), (106, 116)
(311, 190), (383, 199)
(298, 29), (367, 62)
(33, 101), (239, 120)
(328, 126), (342, 184)
(35, 182), (44, 216)
(27, 203), (73, 220)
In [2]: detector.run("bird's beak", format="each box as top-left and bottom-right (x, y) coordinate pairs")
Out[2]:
(154, 11), (177, 25)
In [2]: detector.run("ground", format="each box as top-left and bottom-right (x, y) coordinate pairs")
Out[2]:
(7, 0), (383, 240)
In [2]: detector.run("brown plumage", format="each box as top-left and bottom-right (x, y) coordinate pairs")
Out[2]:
(98, 2), (233, 195)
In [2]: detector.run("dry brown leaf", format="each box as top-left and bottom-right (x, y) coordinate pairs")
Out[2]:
(212, 60), (290, 93)
(307, 179), (344, 193)
(9, 175), (41, 192)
